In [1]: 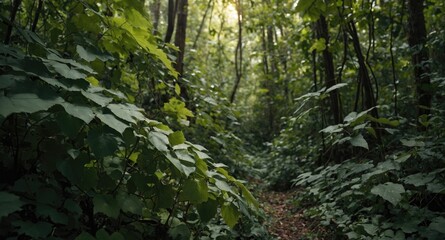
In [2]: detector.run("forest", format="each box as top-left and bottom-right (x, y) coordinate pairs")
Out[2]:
(0, 0), (445, 239)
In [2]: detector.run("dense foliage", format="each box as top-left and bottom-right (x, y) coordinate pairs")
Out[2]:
(2, 0), (445, 239)
(0, 1), (265, 239)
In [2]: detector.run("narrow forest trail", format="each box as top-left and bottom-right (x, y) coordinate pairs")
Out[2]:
(256, 188), (327, 240)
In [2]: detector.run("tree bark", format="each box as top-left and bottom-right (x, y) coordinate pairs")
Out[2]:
(174, 0), (188, 76)
(230, 0), (243, 104)
(164, 0), (177, 43)
(316, 15), (342, 124)
(407, 0), (431, 129)
(4, 0), (22, 44)
(150, 0), (161, 34)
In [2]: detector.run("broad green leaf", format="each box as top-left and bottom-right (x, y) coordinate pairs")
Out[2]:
(371, 182), (405, 206)
(81, 90), (112, 107)
(350, 134), (369, 149)
(36, 204), (68, 224)
(429, 217), (445, 234)
(97, 113), (128, 134)
(149, 131), (169, 152)
(75, 231), (96, 240)
(76, 45), (114, 62)
(179, 179), (209, 204)
(45, 60), (86, 79)
(236, 182), (259, 209)
(60, 102), (95, 123)
(93, 194), (120, 219)
(165, 153), (185, 175)
(175, 149), (195, 163)
(325, 83), (348, 93)
(174, 83), (181, 96)
(221, 203), (240, 228)
(0, 93), (63, 118)
(107, 103), (145, 124)
(361, 224), (378, 236)
(0, 192), (24, 218)
(395, 153), (411, 163)
(309, 38), (326, 52)
(197, 199), (218, 223)
(168, 224), (191, 240)
(36, 188), (62, 206)
(400, 139), (425, 147)
(87, 127), (119, 159)
(295, 0), (316, 12)
(168, 131), (186, 146)
(403, 173), (435, 187)
(13, 220), (52, 238)
(117, 193), (143, 215)
(195, 150), (211, 159)
(320, 124), (343, 134)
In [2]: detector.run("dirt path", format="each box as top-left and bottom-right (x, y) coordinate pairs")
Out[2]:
(257, 190), (326, 240)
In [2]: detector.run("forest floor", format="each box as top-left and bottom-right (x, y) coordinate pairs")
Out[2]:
(256, 188), (328, 240)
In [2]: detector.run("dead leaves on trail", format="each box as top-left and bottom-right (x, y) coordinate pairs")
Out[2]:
(258, 190), (327, 240)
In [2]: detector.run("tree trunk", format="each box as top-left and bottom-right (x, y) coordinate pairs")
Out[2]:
(230, 0), (243, 104)
(4, 0), (22, 44)
(174, 0), (189, 100)
(316, 15), (342, 124)
(150, 0), (161, 34)
(407, 0), (431, 130)
(174, 0), (188, 76)
(164, 0), (177, 43)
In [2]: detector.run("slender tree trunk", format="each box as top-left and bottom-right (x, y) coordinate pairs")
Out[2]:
(316, 15), (342, 124)
(192, 0), (212, 49)
(407, 0), (431, 130)
(150, 0), (161, 34)
(174, 0), (188, 76)
(347, 20), (378, 118)
(165, 0), (177, 43)
(174, 0), (189, 100)
(4, 0), (22, 44)
(230, 0), (243, 103)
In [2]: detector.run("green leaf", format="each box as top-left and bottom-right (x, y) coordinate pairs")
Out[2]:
(221, 203), (240, 228)
(149, 131), (169, 152)
(361, 224), (378, 236)
(403, 173), (435, 187)
(175, 149), (195, 163)
(88, 127), (119, 159)
(350, 134), (369, 149)
(174, 83), (181, 96)
(308, 38), (326, 52)
(117, 193), (143, 215)
(13, 220), (52, 238)
(429, 217), (445, 234)
(93, 194), (120, 219)
(325, 83), (348, 93)
(400, 139), (425, 147)
(179, 179), (209, 204)
(36, 188), (62, 206)
(0, 192), (24, 218)
(168, 131), (186, 146)
(81, 90), (112, 107)
(370, 182), (405, 206)
(75, 231), (96, 240)
(76, 45), (114, 62)
(107, 103), (145, 124)
(168, 224), (191, 240)
(197, 199), (218, 223)
(96, 112), (128, 134)
(236, 182), (259, 209)
(60, 102), (95, 123)
(0, 93), (63, 118)
(295, 0), (316, 12)
(45, 60), (86, 79)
